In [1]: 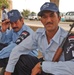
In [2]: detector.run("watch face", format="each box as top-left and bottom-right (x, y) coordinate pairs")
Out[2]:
(40, 62), (42, 68)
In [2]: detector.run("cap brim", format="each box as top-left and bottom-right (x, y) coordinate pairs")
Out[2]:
(38, 11), (42, 16)
(8, 17), (19, 22)
(38, 9), (59, 16)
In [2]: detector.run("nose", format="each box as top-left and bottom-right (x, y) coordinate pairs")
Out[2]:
(46, 16), (52, 22)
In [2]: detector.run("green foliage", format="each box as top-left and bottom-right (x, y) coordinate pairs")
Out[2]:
(30, 12), (36, 16)
(0, 0), (9, 8)
(21, 9), (30, 18)
(21, 9), (36, 18)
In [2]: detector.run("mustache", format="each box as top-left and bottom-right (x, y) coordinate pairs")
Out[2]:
(13, 27), (18, 29)
(45, 22), (53, 25)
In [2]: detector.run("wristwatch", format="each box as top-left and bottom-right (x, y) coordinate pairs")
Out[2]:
(40, 61), (43, 69)
(0, 26), (1, 32)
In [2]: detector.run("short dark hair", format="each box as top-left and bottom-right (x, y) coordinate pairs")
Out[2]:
(1, 5), (6, 9)
(56, 11), (60, 17)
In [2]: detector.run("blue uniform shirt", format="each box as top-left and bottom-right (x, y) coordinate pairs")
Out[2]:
(0, 24), (38, 58)
(6, 27), (74, 75)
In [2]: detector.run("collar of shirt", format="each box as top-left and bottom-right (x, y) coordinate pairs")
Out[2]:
(52, 27), (62, 44)
(41, 27), (64, 44)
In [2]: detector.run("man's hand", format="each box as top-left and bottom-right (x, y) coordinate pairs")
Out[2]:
(1, 19), (10, 32)
(4, 71), (11, 75)
(31, 62), (41, 75)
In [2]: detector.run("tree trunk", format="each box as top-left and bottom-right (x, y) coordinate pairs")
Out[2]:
(50, 0), (59, 8)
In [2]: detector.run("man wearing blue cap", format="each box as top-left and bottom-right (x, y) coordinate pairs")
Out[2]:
(0, 9), (38, 69)
(5, 2), (74, 75)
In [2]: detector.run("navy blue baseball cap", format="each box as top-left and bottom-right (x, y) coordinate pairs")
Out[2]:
(38, 2), (59, 16)
(7, 10), (21, 22)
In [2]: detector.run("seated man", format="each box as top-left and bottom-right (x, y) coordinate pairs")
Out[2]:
(0, 9), (38, 68)
(4, 2), (74, 75)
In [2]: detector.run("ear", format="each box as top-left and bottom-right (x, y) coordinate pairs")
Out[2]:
(39, 17), (42, 22)
(58, 16), (61, 22)
(21, 18), (24, 22)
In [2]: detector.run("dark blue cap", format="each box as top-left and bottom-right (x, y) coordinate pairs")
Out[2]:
(38, 2), (59, 16)
(7, 10), (21, 22)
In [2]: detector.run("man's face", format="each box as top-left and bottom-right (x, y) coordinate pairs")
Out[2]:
(1, 7), (4, 10)
(10, 19), (23, 32)
(40, 11), (61, 32)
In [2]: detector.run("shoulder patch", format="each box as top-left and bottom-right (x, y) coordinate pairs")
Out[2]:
(68, 35), (74, 41)
(64, 33), (74, 61)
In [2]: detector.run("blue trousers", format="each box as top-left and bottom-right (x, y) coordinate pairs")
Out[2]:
(13, 55), (53, 75)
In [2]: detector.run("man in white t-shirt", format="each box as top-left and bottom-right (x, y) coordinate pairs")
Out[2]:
(1, 5), (8, 22)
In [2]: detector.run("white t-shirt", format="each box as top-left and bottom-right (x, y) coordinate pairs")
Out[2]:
(2, 9), (8, 21)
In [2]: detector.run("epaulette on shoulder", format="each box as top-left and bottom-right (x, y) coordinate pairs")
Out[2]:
(60, 27), (68, 37)
(36, 28), (44, 33)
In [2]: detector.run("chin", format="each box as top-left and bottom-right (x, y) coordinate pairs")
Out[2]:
(47, 29), (54, 32)
(14, 29), (19, 32)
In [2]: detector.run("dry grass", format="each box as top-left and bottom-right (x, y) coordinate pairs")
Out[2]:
(29, 25), (43, 31)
